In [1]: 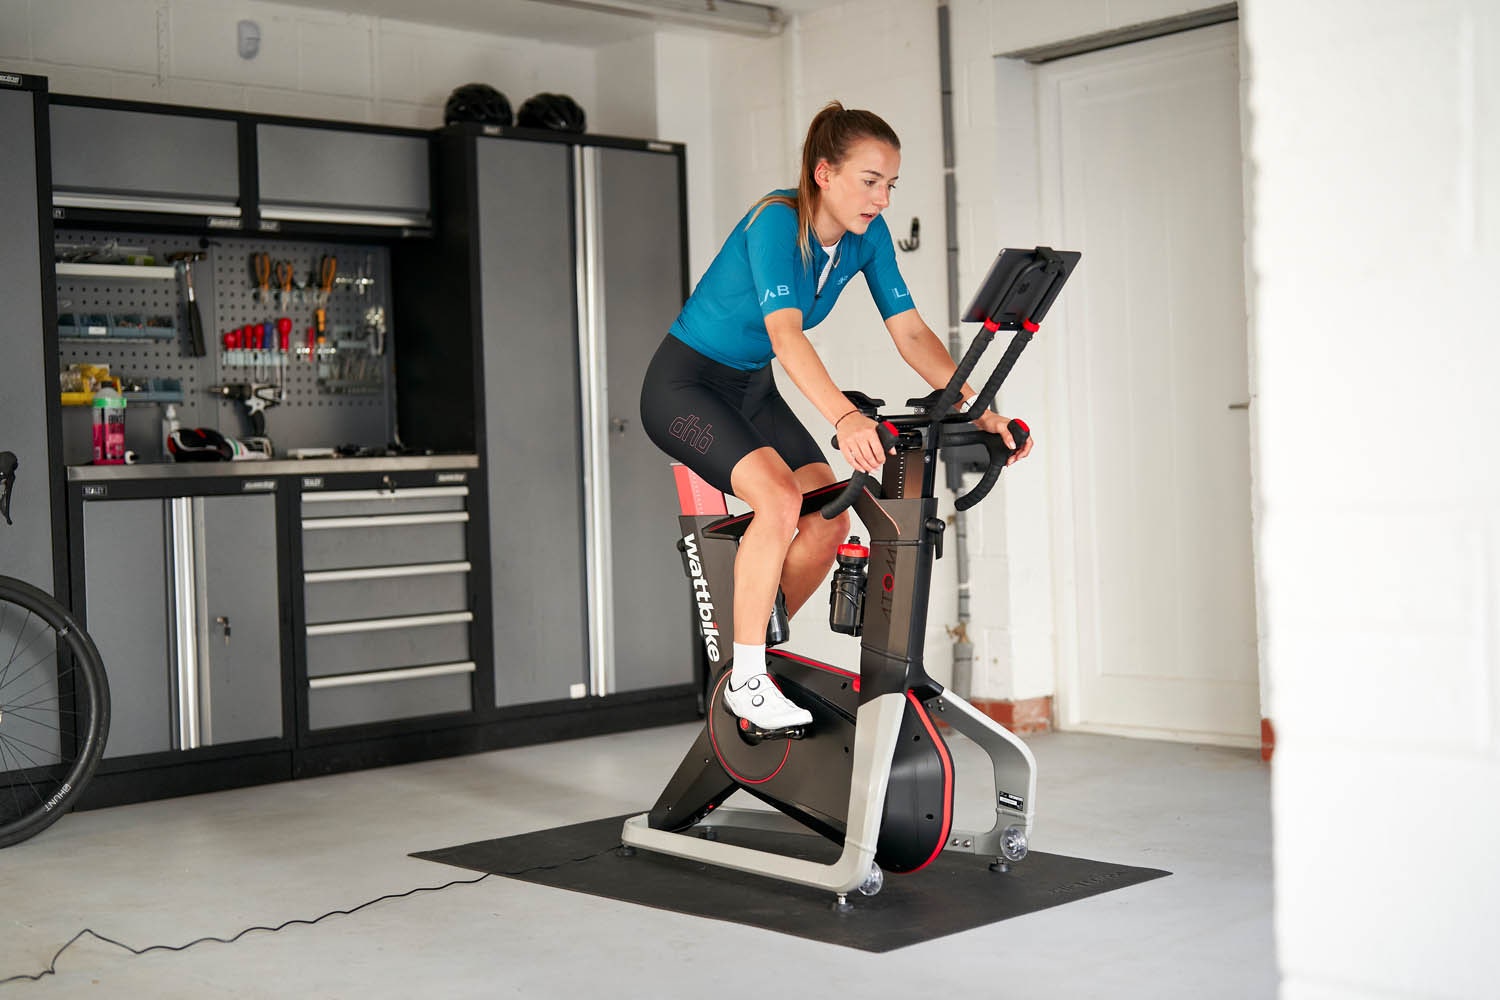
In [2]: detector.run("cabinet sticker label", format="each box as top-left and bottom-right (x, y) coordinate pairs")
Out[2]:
(241, 479), (276, 492)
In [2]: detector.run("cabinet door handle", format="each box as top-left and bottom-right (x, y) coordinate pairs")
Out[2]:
(216, 615), (231, 645)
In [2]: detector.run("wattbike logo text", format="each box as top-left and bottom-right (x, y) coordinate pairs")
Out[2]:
(670, 415), (714, 454)
(681, 533), (721, 662)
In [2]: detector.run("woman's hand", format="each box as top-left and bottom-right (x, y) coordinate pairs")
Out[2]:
(971, 408), (1035, 466)
(836, 413), (892, 474)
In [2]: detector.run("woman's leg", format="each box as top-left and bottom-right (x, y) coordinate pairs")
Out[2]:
(779, 462), (850, 617)
(728, 447), (802, 646)
(724, 446), (813, 729)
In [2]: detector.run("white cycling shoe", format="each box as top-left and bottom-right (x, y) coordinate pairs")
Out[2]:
(724, 673), (813, 731)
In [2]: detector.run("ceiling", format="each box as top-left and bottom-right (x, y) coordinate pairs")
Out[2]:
(267, 0), (844, 47)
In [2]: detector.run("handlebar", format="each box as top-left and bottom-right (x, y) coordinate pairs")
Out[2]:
(820, 422), (899, 519)
(0, 451), (17, 526)
(943, 418), (1030, 511)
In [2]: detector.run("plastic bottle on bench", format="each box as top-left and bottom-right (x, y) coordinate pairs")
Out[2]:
(91, 386), (127, 465)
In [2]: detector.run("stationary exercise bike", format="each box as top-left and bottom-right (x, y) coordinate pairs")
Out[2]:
(621, 247), (1081, 909)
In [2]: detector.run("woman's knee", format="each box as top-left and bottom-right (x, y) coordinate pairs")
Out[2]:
(732, 453), (803, 536)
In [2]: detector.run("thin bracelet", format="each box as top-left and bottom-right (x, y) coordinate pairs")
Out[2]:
(834, 408), (859, 428)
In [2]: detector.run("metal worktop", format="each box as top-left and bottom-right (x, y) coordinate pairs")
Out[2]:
(67, 454), (479, 482)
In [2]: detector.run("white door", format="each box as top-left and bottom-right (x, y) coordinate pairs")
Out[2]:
(1038, 22), (1259, 745)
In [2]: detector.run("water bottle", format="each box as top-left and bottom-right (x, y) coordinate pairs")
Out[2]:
(91, 386), (127, 465)
(828, 535), (869, 636)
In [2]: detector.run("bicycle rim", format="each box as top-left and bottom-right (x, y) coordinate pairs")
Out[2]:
(0, 577), (110, 848)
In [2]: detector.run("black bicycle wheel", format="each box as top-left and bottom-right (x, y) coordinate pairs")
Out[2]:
(0, 576), (110, 848)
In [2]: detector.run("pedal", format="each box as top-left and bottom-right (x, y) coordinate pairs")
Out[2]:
(736, 717), (808, 743)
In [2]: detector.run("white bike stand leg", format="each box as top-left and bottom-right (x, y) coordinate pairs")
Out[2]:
(933, 691), (1037, 869)
(621, 692), (908, 898)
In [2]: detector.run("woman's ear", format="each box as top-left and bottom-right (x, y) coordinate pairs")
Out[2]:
(813, 159), (832, 189)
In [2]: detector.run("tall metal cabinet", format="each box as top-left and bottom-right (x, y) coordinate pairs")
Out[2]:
(397, 127), (693, 713)
(0, 74), (64, 594)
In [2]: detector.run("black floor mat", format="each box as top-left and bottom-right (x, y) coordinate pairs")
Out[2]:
(413, 815), (1170, 952)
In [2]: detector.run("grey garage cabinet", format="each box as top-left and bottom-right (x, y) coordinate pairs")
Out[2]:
(396, 126), (695, 712)
(75, 483), (285, 760)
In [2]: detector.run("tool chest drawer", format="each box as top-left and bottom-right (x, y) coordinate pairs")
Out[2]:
(303, 563), (470, 624)
(301, 514), (469, 570)
(298, 475), (477, 732)
(305, 617), (472, 678)
(308, 665), (473, 730)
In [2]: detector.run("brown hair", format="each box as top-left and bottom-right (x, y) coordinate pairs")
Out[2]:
(747, 100), (901, 264)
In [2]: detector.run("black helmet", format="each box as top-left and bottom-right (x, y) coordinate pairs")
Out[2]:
(517, 93), (587, 133)
(444, 83), (513, 127)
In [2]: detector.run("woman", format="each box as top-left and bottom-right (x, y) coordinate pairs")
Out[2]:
(640, 101), (1031, 731)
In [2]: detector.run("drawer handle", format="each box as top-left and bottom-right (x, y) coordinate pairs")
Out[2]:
(305, 561), (471, 584)
(306, 611), (473, 636)
(303, 512), (469, 530)
(54, 192), (242, 217)
(302, 487), (470, 503)
(259, 204), (429, 228)
(309, 661), (476, 690)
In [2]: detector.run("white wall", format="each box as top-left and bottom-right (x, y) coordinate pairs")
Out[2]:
(706, 0), (962, 677)
(0, 0), (598, 130)
(1245, 0), (1500, 996)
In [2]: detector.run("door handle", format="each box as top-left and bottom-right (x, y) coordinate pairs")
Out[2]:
(610, 417), (630, 435)
(1228, 401), (1250, 410)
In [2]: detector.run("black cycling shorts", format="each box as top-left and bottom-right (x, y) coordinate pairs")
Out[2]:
(639, 334), (827, 497)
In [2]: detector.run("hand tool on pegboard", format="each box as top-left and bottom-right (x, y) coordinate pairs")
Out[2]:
(316, 254), (337, 309)
(251, 251), (271, 306)
(276, 260), (294, 311)
(167, 251), (208, 357)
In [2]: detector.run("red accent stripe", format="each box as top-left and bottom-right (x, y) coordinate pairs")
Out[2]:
(1013, 418), (1030, 434)
(982, 318), (1000, 332)
(1022, 318), (1039, 333)
(836, 544), (869, 557)
(768, 648), (857, 680)
(902, 691), (955, 873)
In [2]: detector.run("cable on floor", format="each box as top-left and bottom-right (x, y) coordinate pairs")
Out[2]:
(1, 845), (619, 985)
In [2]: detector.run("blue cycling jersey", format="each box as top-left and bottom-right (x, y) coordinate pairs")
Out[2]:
(669, 191), (914, 370)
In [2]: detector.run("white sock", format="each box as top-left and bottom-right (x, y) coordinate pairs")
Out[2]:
(731, 642), (766, 687)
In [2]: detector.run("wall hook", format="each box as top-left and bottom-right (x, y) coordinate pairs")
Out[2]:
(897, 217), (920, 252)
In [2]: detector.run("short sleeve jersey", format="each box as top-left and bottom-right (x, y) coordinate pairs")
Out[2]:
(668, 191), (914, 370)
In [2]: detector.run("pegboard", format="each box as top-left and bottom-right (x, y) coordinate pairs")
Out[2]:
(55, 229), (397, 460)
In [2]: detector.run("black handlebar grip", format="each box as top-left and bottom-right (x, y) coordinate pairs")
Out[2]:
(954, 419), (1030, 512)
(821, 422), (900, 519)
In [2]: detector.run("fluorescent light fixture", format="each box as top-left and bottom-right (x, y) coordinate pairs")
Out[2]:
(527, 0), (785, 36)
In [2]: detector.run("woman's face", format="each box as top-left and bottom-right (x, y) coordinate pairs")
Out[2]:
(815, 138), (900, 240)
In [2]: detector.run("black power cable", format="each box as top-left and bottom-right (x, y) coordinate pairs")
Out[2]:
(1, 845), (617, 985)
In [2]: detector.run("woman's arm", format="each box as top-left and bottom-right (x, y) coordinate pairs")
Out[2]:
(884, 309), (1034, 462)
(765, 308), (890, 473)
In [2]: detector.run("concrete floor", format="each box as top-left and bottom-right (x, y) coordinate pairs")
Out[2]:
(1, 726), (1275, 998)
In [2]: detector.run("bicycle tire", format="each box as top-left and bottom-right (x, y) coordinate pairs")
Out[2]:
(0, 575), (110, 848)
